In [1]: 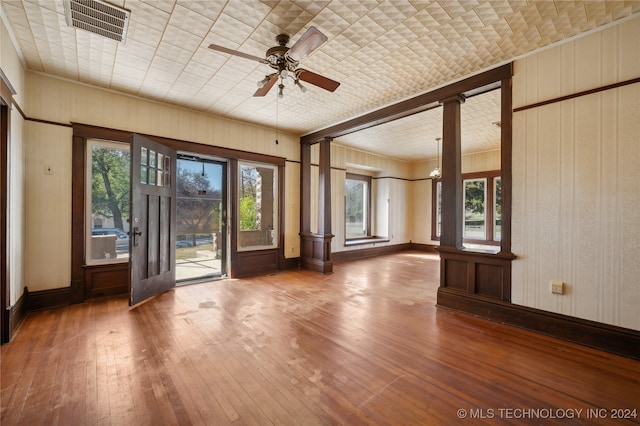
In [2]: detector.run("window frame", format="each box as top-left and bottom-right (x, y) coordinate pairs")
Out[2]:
(85, 139), (131, 265)
(237, 160), (279, 252)
(432, 170), (501, 246)
(344, 173), (372, 241)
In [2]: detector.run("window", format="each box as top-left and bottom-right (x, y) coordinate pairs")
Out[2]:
(464, 178), (487, 240)
(238, 161), (278, 251)
(432, 171), (501, 246)
(86, 140), (130, 263)
(345, 173), (371, 239)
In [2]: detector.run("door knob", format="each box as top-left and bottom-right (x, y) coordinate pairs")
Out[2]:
(132, 227), (142, 247)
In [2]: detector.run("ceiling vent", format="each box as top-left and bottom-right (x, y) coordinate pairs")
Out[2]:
(64, 0), (130, 42)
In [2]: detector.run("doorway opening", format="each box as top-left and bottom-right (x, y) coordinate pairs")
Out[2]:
(176, 154), (227, 283)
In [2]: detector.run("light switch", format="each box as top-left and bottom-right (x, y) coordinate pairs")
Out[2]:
(551, 280), (564, 295)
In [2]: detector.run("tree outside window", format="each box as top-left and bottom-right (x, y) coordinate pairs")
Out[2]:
(238, 162), (277, 250)
(87, 140), (130, 262)
(432, 171), (501, 247)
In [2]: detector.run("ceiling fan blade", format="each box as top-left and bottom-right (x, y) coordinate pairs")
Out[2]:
(297, 69), (340, 92)
(254, 74), (278, 97)
(208, 44), (267, 63)
(287, 26), (328, 62)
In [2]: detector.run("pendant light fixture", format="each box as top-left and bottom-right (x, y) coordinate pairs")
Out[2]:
(429, 137), (441, 179)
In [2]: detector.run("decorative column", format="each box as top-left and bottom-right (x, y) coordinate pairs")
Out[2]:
(300, 137), (334, 273)
(436, 91), (515, 307)
(439, 95), (465, 249)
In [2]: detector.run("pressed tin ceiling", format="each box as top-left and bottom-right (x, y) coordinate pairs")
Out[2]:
(2, 0), (639, 161)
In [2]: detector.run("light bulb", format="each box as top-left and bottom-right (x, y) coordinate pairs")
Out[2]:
(295, 80), (307, 93)
(257, 76), (269, 88)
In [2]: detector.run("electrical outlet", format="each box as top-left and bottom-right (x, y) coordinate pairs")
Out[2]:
(551, 280), (564, 295)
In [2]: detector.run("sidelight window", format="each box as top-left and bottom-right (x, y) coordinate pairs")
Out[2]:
(85, 139), (130, 263)
(238, 161), (278, 251)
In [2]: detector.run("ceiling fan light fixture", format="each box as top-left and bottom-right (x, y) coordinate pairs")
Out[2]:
(295, 79), (307, 93)
(257, 76), (270, 88)
(208, 26), (339, 98)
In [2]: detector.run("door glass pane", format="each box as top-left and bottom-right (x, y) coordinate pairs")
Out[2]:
(149, 168), (156, 185)
(149, 150), (156, 168)
(87, 140), (130, 263)
(157, 170), (163, 186)
(238, 162), (277, 250)
(141, 147), (147, 165)
(464, 178), (486, 240)
(141, 166), (147, 184)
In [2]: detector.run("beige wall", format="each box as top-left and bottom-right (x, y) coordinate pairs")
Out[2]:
(1, 18), (26, 305)
(512, 16), (640, 330)
(23, 122), (72, 292)
(319, 143), (416, 252)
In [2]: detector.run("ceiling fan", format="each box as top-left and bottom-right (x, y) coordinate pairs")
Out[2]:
(208, 27), (340, 97)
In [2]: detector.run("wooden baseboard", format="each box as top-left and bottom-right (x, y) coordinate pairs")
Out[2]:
(280, 256), (300, 271)
(437, 287), (640, 360)
(6, 288), (28, 342)
(333, 243), (412, 263)
(27, 287), (72, 312)
(332, 242), (437, 263)
(408, 242), (439, 253)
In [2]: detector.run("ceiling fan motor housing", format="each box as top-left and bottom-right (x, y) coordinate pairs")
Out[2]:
(265, 34), (299, 73)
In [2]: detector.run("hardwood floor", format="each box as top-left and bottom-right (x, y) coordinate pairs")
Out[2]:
(2, 251), (639, 425)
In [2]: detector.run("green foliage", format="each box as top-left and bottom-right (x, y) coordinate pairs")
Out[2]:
(239, 195), (258, 230)
(92, 147), (130, 230)
(464, 180), (485, 215)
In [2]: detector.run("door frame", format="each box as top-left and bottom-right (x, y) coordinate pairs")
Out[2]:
(1, 78), (11, 343)
(175, 153), (229, 282)
(71, 124), (287, 303)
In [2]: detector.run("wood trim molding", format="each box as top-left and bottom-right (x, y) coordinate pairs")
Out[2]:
(301, 63), (511, 144)
(333, 243), (411, 263)
(437, 245), (515, 301)
(1, 80), (11, 344)
(300, 232), (334, 273)
(437, 287), (640, 360)
(513, 76), (640, 113)
(27, 287), (72, 312)
(333, 243), (437, 263)
(7, 287), (27, 341)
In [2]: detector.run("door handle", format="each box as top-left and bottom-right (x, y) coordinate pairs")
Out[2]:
(132, 227), (142, 247)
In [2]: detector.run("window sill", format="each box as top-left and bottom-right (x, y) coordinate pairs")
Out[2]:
(344, 237), (390, 247)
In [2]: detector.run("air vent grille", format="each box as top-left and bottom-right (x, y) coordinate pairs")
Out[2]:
(64, 0), (130, 42)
